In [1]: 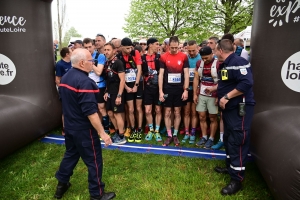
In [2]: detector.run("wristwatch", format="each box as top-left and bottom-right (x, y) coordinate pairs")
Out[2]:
(224, 94), (230, 100)
(117, 94), (122, 98)
(185, 88), (189, 91)
(135, 83), (139, 87)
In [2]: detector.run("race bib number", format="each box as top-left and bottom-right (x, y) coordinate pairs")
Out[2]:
(200, 84), (212, 97)
(168, 73), (181, 83)
(189, 68), (195, 78)
(125, 72), (136, 82)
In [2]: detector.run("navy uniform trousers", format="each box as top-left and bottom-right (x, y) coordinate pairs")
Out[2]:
(55, 128), (105, 196)
(222, 105), (254, 182)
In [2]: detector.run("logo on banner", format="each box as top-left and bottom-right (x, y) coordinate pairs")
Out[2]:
(0, 16), (26, 33)
(0, 54), (17, 85)
(281, 51), (300, 93)
(269, 0), (300, 27)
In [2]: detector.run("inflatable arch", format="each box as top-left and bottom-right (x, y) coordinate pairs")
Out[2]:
(251, 0), (300, 199)
(0, 0), (61, 158)
(0, 0), (300, 199)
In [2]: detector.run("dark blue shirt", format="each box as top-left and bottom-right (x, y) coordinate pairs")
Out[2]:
(217, 53), (255, 110)
(55, 59), (72, 77)
(59, 68), (99, 130)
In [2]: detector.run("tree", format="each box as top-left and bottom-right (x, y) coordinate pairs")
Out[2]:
(214, 0), (254, 34)
(62, 27), (82, 47)
(123, 0), (216, 42)
(57, 0), (67, 50)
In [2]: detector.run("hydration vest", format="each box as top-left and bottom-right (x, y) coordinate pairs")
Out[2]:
(141, 53), (160, 76)
(116, 50), (136, 69)
(198, 59), (218, 84)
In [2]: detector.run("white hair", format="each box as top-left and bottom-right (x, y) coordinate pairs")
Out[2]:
(70, 49), (87, 66)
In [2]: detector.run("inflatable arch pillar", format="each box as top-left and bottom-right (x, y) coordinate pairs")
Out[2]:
(0, 0), (61, 158)
(251, 0), (300, 199)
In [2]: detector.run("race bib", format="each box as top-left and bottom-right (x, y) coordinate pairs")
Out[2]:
(200, 84), (212, 96)
(189, 68), (195, 78)
(168, 73), (181, 83)
(125, 72), (136, 82)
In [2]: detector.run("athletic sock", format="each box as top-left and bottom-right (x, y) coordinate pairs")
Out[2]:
(102, 115), (109, 129)
(131, 127), (136, 133)
(138, 127), (142, 132)
(191, 128), (196, 136)
(173, 130), (178, 137)
(209, 137), (214, 141)
(185, 128), (189, 135)
(155, 125), (160, 132)
(149, 124), (154, 132)
(167, 130), (172, 137)
(203, 135), (208, 140)
(220, 132), (224, 142)
(119, 133), (124, 139)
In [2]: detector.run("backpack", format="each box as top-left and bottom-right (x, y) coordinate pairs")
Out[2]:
(141, 53), (160, 76)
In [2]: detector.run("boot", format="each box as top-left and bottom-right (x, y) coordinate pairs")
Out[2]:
(54, 181), (71, 199)
(221, 179), (242, 195)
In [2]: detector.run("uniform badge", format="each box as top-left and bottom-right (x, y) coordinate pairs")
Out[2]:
(240, 68), (247, 75)
(114, 107), (117, 112)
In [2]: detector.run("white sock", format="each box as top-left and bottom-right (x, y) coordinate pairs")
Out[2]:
(209, 137), (214, 141)
(220, 132), (224, 142)
(203, 135), (208, 140)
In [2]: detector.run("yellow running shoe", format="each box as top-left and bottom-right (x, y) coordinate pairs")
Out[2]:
(124, 128), (131, 137)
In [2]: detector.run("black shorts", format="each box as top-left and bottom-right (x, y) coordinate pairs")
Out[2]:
(144, 86), (159, 105)
(187, 90), (193, 103)
(124, 81), (143, 101)
(97, 87), (106, 103)
(106, 93), (125, 113)
(162, 88), (187, 107)
(135, 81), (143, 100)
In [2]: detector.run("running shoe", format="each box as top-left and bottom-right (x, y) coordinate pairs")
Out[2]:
(196, 137), (207, 146)
(211, 140), (224, 150)
(113, 135), (127, 145)
(124, 128), (131, 137)
(181, 134), (190, 143)
(128, 130), (137, 142)
(204, 139), (214, 149)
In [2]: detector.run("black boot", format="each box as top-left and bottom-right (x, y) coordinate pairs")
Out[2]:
(90, 192), (116, 200)
(221, 179), (242, 195)
(54, 181), (71, 199)
(214, 166), (229, 174)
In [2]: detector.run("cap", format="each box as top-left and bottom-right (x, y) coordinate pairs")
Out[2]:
(164, 38), (169, 45)
(139, 39), (147, 44)
(121, 37), (133, 46)
(70, 40), (83, 44)
(68, 44), (74, 48)
(145, 37), (158, 50)
(199, 46), (212, 56)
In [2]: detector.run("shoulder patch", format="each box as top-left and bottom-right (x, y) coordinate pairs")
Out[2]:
(240, 68), (247, 75)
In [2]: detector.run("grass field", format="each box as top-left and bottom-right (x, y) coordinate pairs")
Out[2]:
(0, 128), (274, 200)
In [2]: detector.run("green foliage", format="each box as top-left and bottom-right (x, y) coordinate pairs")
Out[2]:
(0, 129), (274, 199)
(215, 0), (254, 34)
(62, 27), (82, 48)
(124, 0), (254, 41)
(123, 0), (217, 42)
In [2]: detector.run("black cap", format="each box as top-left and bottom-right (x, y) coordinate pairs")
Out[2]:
(70, 40), (83, 44)
(199, 46), (212, 56)
(145, 37), (158, 50)
(121, 37), (133, 46)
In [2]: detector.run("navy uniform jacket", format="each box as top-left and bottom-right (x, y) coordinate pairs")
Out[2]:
(217, 53), (255, 110)
(59, 67), (99, 130)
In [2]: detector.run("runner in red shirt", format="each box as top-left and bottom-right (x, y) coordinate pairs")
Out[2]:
(159, 36), (189, 146)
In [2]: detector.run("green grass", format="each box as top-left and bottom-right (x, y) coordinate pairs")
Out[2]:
(0, 128), (273, 200)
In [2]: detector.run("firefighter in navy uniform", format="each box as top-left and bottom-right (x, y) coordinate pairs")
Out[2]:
(214, 39), (255, 195)
(54, 49), (116, 200)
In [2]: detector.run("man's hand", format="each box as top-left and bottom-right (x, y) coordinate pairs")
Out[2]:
(115, 96), (121, 105)
(99, 132), (112, 147)
(159, 92), (165, 102)
(104, 93), (108, 101)
(219, 97), (229, 109)
(193, 94), (198, 105)
(204, 87), (214, 95)
(125, 86), (133, 93)
(181, 90), (188, 101)
(132, 85), (137, 93)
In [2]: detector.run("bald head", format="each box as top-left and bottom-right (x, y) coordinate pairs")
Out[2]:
(111, 38), (121, 53)
(71, 49), (93, 72)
